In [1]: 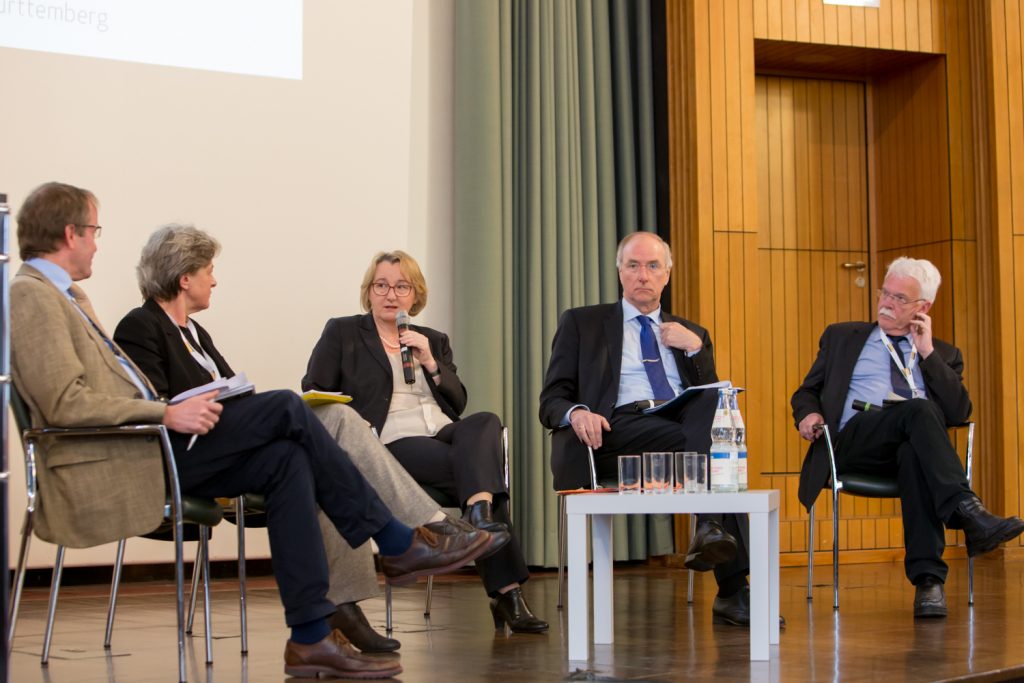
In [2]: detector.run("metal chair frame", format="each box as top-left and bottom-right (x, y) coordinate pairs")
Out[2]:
(384, 426), (510, 633)
(807, 421), (975, 609)
(6, 423), (220, 683)
(555, 438), (697, 609)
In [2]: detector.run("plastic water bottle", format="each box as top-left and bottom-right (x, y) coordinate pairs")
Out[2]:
(710, 388), (738, 492)
(728, 390), (748, 491)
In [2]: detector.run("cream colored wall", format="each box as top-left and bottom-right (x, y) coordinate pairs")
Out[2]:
(1, 0), (454, 568)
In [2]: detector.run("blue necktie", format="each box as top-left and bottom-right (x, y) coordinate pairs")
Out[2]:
(887, 335), (913, 399)
(637, 315), (674, 401)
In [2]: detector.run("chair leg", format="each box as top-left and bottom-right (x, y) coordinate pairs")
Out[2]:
(6, 511), (34, 655)
(807, 505), (815, 601)
(687, 514), (697, 604)
(186, 541), (203, 634)
(236, 497), (249, 654)
(832, 492), (840, 610)
(104, 539), (127, 649)
(200, 526), (214, 665)
(424, 576), (434, 618)
(172, 516), (187, 683)
(384, 583), (393, 634)
(968, 555), (974, 606)
(41, 545), (66, 664)
(556, 495), (566, 609)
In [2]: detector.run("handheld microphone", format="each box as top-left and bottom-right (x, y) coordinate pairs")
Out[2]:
(852, 399), (883, 412)
(396, 310), (416, 385)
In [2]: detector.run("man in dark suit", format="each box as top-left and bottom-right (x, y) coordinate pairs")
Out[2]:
(792, 256), (1024, 618)
(539, 231), (757, 626)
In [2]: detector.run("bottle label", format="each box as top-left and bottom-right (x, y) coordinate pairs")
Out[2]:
(710, 447), (737, 491)
(712, 410), (732, 429)
(737, 450), (748, 491)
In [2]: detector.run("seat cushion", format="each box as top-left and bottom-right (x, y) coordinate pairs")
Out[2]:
(838, 473), (900, 498)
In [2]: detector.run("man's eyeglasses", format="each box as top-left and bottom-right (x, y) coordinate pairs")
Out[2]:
(877, 288), (926, 307)
(621, 261), (664, 275)
(371, 281), (413, 297)
(74, 224), (103, 238)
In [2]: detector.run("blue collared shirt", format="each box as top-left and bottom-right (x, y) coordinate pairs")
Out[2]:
(840, 325), (927, 430)
(27, 258), (154, 401)
(615, 300), (686, 408)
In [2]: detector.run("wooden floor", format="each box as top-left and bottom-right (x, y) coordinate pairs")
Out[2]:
(7, 557), (1024, 682)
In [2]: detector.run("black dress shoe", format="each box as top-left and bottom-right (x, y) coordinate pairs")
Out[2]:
(329, 602), (401, 653)
(913, 577), (947, 618)
(425, 515), (511, 559)
(684, 520), (738, 572)
(954, 496), (1024, 557)
(462, 500), (510, 534)
(490, 588), (549, 633)
(712, 586), (786, 628)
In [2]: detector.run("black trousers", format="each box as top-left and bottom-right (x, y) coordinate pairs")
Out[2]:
(387, 412), (530, 596)
(834, 398), (973, 583)
(174, 390), (393, 626)
(592, 389), (750, 588)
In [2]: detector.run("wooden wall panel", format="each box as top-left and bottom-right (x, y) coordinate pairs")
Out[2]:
(752, 0), (945, 53)
(667, 0), (1024, 560)
(873, 58), (951, 255)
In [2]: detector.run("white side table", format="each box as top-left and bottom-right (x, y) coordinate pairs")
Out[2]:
(566, 490), (780, 662)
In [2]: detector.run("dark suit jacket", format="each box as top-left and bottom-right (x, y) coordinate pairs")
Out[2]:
(113, 298), (234, 400)
(539, 301), (717, 490)
(790, 321), (973, 510)
(302, 313), (467, 432)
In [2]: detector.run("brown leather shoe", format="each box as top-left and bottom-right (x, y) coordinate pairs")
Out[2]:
(283, 629), (401, 679)
(423, 516), (511, 559)
(379, 525), (493, 586)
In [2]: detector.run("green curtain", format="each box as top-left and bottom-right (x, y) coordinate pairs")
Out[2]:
(453, 0), (668, 567)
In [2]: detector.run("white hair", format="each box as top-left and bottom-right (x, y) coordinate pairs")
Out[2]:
(615, 231), (673, 270)
(885, 256), (941, 302)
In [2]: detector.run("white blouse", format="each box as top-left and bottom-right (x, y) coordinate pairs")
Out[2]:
(379, 352), (452, 444)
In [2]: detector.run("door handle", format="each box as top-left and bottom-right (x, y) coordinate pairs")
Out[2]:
(841, 261), (866, 272)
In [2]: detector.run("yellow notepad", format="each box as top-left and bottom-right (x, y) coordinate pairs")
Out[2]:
(301, 390), (353, 407)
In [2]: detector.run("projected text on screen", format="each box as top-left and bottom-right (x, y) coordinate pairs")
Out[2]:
(0, 0), (303, 79)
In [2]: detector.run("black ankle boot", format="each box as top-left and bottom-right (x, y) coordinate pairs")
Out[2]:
(954, 496), (1024, 557)
(329, 602), (401, 653)
(462, 500), (509, 534)
(489, 588), (549, 633)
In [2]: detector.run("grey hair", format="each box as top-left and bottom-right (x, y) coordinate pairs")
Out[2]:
(885, 256), (941, 303)
(136, 224), (221, 301)
(615, 231), (673, 270)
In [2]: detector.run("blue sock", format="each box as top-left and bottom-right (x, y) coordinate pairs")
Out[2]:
(290, 617), (331, 645)
(373, 517), (415, 556)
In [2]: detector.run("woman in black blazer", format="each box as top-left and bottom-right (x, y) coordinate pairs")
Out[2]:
(112, 225), (498, 657)
(303, 250), (548, 634)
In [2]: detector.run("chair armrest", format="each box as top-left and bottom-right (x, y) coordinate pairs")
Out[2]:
(23, 423), (185, 527)
(551, 424), (598, 490)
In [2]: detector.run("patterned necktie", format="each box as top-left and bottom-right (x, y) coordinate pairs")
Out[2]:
(68, 284), (154, 399)
(637, 315), (674, 401)
(887, 335), (913, 399)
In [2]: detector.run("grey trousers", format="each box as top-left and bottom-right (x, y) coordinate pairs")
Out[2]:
(312, 403), (441, 605)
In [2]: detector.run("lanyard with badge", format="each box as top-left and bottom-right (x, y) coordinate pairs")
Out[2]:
(177, 318), (221, 380)
(879, 326), (923, 399)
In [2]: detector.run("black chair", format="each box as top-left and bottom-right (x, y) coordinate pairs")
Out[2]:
(553, 429), (697, 609)
(384, 426), (509, 633)
(5, 386), (223, 683)
(807, 421), (976, 609)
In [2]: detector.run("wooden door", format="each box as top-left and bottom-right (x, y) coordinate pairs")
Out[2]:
(753, 75), (900, 564)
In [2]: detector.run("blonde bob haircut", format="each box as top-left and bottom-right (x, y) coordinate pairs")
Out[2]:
(360, 250), (429, 317)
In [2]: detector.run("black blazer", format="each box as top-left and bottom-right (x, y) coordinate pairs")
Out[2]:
(790, 320), (973, 510)
(302, 313), (467, 433)
(538, 301), (717, 490)
(113, 298), (234, 400)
